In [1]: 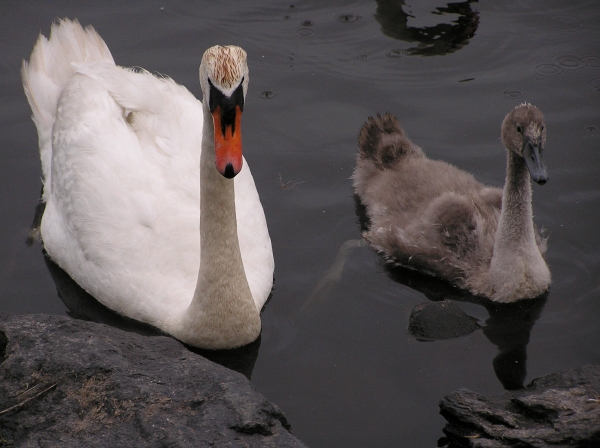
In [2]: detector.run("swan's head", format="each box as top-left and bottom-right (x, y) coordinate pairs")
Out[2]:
(501, 104), (548, 185)
(200, 45), (249, 179)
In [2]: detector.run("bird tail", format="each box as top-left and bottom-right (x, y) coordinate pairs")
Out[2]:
(357, 112), (421, 168)
(21, 18), (115, 196)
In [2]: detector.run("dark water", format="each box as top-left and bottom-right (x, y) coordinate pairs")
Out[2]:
(1, 1), (599, 446)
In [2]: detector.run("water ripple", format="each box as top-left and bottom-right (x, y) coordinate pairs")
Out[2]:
(294, 27), (316, 38)
(386, 49), (406, 59)
(258, 91), (276, 99)
(582, 55), (600, 69)
(337, 14), (361, 24)
(544, 13), (583, 32)
(555, 54), (584, 70)
(504, 90), (523, 99)
(534, 63), (562, 76)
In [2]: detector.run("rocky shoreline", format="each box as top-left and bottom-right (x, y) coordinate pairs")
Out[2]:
(439, 365), (600, 447)
(2, 313), (598, 447)
(0, 314), (307, 447)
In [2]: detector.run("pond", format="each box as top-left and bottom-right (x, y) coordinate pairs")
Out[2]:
(1, 1), (599, 446)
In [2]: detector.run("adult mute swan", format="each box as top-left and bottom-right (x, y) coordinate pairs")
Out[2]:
(22, 19), (274, 349)
(353, 105), (551, 302)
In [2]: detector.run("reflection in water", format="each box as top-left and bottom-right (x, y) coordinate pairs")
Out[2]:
(306, 194), (548, 390)
(357, 188), (549, 389)
(374, 0), (479, 56)
(42, 253), (261, 379)
(483, 297), (547, 390)
(386, 263), (548, 390)
(301, 238), (367, 314)
(408, 300), (480, 341)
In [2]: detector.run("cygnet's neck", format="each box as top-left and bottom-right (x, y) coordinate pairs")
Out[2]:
(174, 102), (260, 349)
(496, 151), (537, 252)
(489, 149), (549, 301)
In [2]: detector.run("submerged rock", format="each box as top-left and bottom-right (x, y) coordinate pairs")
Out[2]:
(439, 365), (600, 447)
(0, 314), (307, 447)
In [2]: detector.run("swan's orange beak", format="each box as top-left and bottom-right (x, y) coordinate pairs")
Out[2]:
(212, 105), (243, 179)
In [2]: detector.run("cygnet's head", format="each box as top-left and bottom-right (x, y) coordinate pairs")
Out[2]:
(501, 103), (548, 185)
(199, 46), (249, 179)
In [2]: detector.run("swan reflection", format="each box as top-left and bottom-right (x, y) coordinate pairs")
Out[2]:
(374, 0), (479, 56)
(384, 263), (547, 390)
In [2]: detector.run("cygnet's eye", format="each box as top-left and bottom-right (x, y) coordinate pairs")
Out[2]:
(516, 125), (522, 133)
(540, 125), (544, 131)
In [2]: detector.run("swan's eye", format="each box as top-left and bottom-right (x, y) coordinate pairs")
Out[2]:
(516, 125), (522, 133)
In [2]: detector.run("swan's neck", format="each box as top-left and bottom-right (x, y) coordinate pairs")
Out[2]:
(175, 105), (260, 349)
(489, 150), (549, 301)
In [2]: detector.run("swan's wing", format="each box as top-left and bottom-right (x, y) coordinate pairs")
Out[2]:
(234, 162), (274, 310)
(21, 19), (114, 201)
(43, 65), (203, 329)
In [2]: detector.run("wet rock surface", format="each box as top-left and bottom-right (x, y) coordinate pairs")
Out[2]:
(440, 364), (600, 447)
(0, 314), (307, 447)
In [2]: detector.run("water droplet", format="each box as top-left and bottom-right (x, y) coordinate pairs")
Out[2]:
(294, 27), (315, 38)
(534, 63), (562, 76)
(258, 91), (276, 99)
(356, 54), (367, 60)
(458, 78), (475, 83)
(585, 126), (596, 133)
(301, 20), (314, 27)
(555, 54), (583, 70)
(386, 49), (406, 59)
(582, 55), (600, 70)
(592, 85), (600, 94)
(504, 90), (523, 99)
(337, 14), (360, 23)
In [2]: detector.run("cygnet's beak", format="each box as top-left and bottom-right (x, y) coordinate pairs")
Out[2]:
(209, 80), (244, 178)
(522, 138), (548, 185)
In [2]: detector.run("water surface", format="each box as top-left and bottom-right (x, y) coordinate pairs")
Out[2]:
(1, 1), (599, 446)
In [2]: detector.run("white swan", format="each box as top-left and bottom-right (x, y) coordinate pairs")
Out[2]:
(353, 105), (551, 302)
(22, 19), (274, 349)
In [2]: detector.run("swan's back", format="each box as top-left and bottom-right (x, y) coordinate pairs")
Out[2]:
(22, 20), (273, 329)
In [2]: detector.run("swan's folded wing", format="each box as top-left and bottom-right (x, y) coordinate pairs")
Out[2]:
(44, 67), (203, 327)
(234, 162), (275, 310)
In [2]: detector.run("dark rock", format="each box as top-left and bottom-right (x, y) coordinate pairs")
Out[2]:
(408, 300), (480, 341)
(439, 365), (600, 447)
(0, 314), (307, 447)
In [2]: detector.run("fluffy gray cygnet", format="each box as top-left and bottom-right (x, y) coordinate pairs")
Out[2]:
(353, 104), (551, 302)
